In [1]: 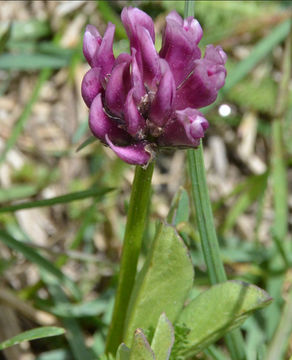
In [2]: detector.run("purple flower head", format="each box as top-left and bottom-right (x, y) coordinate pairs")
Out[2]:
(81, 7), (227, 166)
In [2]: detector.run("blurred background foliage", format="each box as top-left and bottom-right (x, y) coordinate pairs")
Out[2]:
(0, 1), (291, 359)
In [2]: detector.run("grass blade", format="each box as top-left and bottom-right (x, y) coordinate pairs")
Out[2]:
(0, 187), (113, 213)
(0, 53), (69, 70)
(0, 327), (65, 350)
(223, 19), (291, 93)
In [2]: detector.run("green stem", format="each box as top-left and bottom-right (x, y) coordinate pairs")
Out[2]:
(187, 146), (246, 360)
(105, 162), (155, 355)
(184, 0), (195, 18)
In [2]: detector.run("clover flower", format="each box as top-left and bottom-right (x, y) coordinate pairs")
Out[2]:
(81, 7), (227, 165)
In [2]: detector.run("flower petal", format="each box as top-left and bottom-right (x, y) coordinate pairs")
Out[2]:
(105, 55), (131, 116)
(149, 59), (176, 127)
(183, 16), (203, 45)
(89, 94), (130, 144)
(124, 89), (146, 138)
(158, 108), (208, 147)
(131, 48), (146, 103)
(175, 46), (227, 110)
(166, 10), (183, 25)
(92, 22), (115, 80)
(204, 44), (227, 65)
(160, 12), (202, 86)
(106, 135), (151, 165)
(83, 25), (102, 67)
(115, 52), (132, 66)
(136, 26), (161, 88)
(81, 67), (102, 107)
(121, 7), (155, 48)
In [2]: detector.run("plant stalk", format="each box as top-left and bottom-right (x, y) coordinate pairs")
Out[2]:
(105, 162), (154, 355)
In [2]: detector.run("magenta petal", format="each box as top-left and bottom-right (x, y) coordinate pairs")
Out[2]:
(136, 26), (161, 88)
(121, 7), (155, 48)
(131, 48), (146, 103)
(83, 25), (102, 67)
(105, 56), (131, 116)
(166, 10), (183, 25)
(115, 53), (132, 66)
(124, 89), (146, 137)
(183, 17), (203, 45)
(160, 15), (201, 86)
(81, 67), (102, 107)
(92, 22), (115, 79)
(158, 108), (208, 147)
(175, 56), (227, 110)
(149, 60), (175, 127)
(89, 94), (130, 144)
(106, 135), (151, 165)
(204, 45), (227, 65)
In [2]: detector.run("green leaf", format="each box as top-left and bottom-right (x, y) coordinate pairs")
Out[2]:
(0, 327), (65, 350)
(129, 329), (155, 360)
(169, 323), (190, 360)
(116, 343), (131, 360)
(0, 187), (113, 213)
(124, 223), (194, 346)
(177, 280), (272, 357)
(151, 313), (174, 360)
